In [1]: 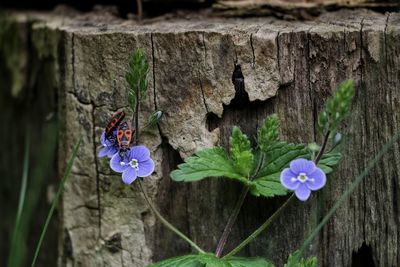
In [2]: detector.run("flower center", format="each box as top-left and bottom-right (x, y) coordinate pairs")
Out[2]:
(129, 159), (139, 170)
(297, 172), (308, 183)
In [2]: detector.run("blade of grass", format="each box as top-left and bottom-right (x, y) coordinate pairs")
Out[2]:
(7, 127), (30, 267)
(19, 122), (58, 266)
(290, 130), (400, 265)
(31, 136), (82, 267)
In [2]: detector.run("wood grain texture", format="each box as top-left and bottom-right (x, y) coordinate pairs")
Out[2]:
(3, 9), (400, 266)
(213, 0), (399, 18)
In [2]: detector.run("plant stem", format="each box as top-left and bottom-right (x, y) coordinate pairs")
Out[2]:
(223, 132), (331, 258)
(215, 152), (265, 257)
(138, 180), (205, 253)
(134, 84), (140, 145)
(222, 194), (295, 259)
(315, 130), (330, 164)
(215, 186), (249, 257)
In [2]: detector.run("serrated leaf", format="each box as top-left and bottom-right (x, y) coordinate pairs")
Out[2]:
(198, 254), (231, 267)
(249, 142), (309, 198)
(250, 149), (265, 178)
(284, 251), (317, 267)
(149, 254), (274, 267)
(170, 148), (248, 184)
(227, 256), (276, 267)
(148, 254), (201, 267)
(257, 142), (309, 178)
(230, 127), (254, 177)
(126, 48), (149, 101)
(317, 152), (342, 174)
(258, 114), (280, 153)
(128, 91), (136, 110)
(250, 175), (288, 197)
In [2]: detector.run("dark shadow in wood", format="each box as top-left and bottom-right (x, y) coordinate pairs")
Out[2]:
(352, 242), (375, 267)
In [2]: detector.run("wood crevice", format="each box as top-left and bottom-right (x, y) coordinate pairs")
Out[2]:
(90, 100), (102, 237)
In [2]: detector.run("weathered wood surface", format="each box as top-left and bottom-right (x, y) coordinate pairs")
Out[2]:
(3, 9), (400, 267)
(213, 0), (399, 18)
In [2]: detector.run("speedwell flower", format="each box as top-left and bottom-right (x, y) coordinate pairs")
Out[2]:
(110, 145), (155, 185)
(280, 158), (326, 201)
(98, 131), (119, 158)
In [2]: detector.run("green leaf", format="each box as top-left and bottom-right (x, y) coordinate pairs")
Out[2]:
(198, 254), (231, 267)
(249, 142), (309, 198)
(250, 175), (288, 197)
(148, 254), (201, 267)
(149, 254), (275, 267)
(284, 251), (317, 267)
(170, 148), (248, 184)
(317, 152), (342, 174)
(256, 142), (309, 178)
(319, 80), (355, 133)
(258, 114), (280, 153)
(227, 257), (275, 267)
(128, 90), (136, 110)
(230, 127), (254, 177)
(125, 48), (149, 101)
(317, 111), (328, 133)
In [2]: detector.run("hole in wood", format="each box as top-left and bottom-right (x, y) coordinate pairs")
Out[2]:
(351, 242), (375, 267)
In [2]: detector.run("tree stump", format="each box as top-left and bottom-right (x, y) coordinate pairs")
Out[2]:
(2, 9), (400, 267)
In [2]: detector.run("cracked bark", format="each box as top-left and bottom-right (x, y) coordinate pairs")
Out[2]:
(2, 9), (400, 267)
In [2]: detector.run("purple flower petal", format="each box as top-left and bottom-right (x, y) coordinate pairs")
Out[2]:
(106, 147), (119, 158)
(129, 145), (151, 162)
(101, 131), (117, 147)
(290, 158), (316, 175)
(295, 184), (311, 201)
(122, 167), (137, 185)
(280, 168), (300, 190)
(100, 131), (107, 144)
(306, 168), (326, 190)
(110, 153), (129, 173)
(98, 146), (111, 158)
(138, 159), (155, 177)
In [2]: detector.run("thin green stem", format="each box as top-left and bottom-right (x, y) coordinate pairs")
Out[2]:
(138, 180), (205, 253)
(315, 130), (330, 164)
(31, 137), (82, 267)
(215, 152), (265, 257)
(223, 131), (331, 258)
(8, 127), (30, 267)
(215, 186), (249, 257)
(223, 194), (295, 259)
(134, 83), (140, 145)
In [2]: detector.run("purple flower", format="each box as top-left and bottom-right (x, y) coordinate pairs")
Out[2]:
(110, 145), (155, 185)
(98, 131), (119, 158)
(280, 158), (326, 201)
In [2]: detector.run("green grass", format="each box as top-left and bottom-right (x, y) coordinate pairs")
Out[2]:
(7, 127), (30, 267)
(31, 136), (82, 267)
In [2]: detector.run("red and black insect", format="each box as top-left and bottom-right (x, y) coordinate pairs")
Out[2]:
(105, 111), (125, 139)
(117, 122), (134, 152)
